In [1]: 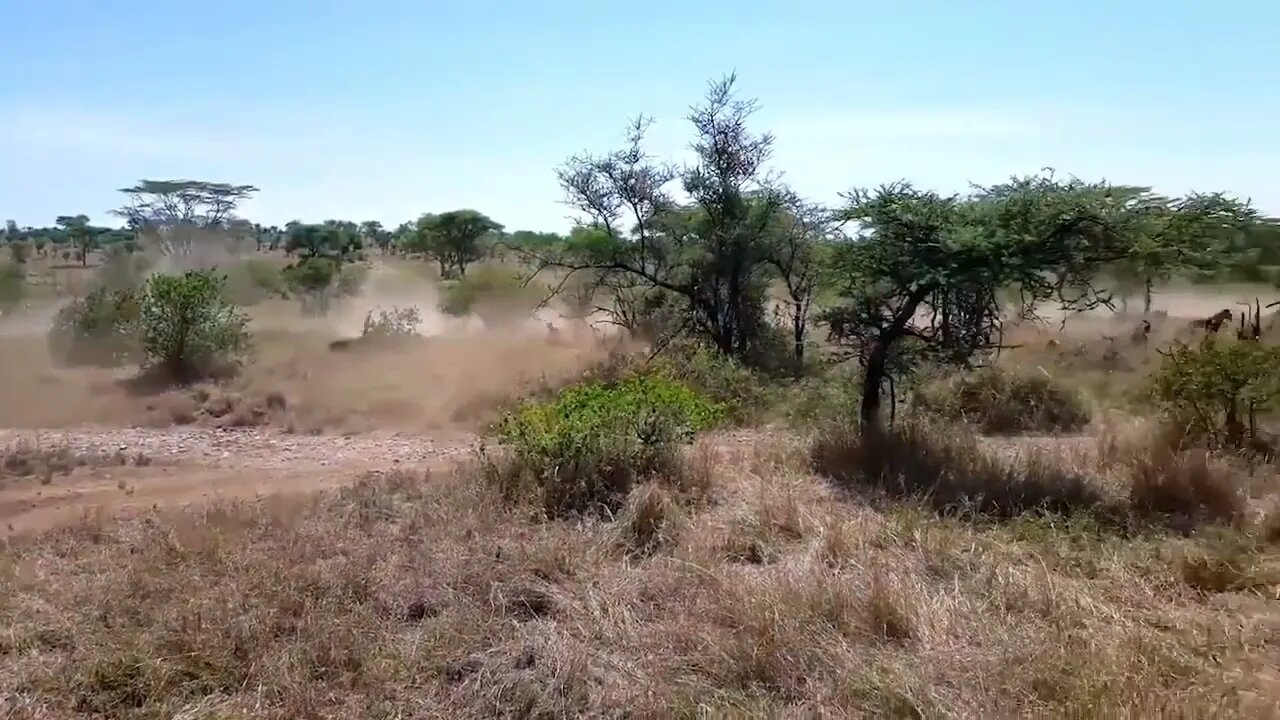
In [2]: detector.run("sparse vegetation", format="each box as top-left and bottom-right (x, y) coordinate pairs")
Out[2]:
(47, 286), (143, 367)
(361, 305), (422, 339)
(0, 262), (23, 310)
(2, 69), (1280, 719)
(914, 365), (1092, 434)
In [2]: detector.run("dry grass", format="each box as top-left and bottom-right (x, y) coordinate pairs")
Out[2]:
(2, 436), (1277, 718)
(1, 438), (149, 485)
(809, 417), (1114, 520)
(913, 365), (1092, 434)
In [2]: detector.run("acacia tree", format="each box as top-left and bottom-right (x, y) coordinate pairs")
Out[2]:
(112, 179), (259, 258)
(56, 214), (95, 266)
(405, 210), (502, 278)
(1107, 187), (1258, 312)
(360, 221), (393, 254)
(763, 194), (839, 374)
(531, 73), (794, 365)
(281, 222), (362, 315)
(821, 175), (1258, 432)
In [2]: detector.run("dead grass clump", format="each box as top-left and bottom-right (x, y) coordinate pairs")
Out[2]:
(810, 418), (1110, 519)
(616, 480), (681, 554)
(1127, 445), (1248, 526)
(1099, 415), (1251, 527)
(1177, 529), (1280, 594)
(0, 438), (150, 483)
(143, 387), (293, 429)
(914, 365), (1092, 434)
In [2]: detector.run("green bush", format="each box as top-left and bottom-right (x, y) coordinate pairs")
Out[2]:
(652, 339), (773, 423)
(438, 264), (539, 322)
(782, 371), (863, 429)
(282, 258), (339, 315)
(47, 287), (142, 367)
(1151, 338), (1280, 450)
(913, 366), (1091, 434)
(0, 262), (24, 311)
(494, 373), (725, 516)
(7, 241), (29, 265)
(139, 270), (251, 381)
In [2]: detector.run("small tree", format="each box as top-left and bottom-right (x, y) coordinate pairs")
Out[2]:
(7, 241), (29, 265)
(1152, 338), (1280, 449)
(112, 179), (259, 257)
(763, 195), (839, 374)
(139, 270), (251, 381)
(821, 175), (1257, 432)
(1107, 188), (1258, 313)
(532, 74), (794, 367)
(405, 210), (502, 278)
(0, 262), (24, 310)
(281, 257), (339, 315)
(360, 220), (393, 254)
(284, 222), (361, 261)
(56, 215), (95, 266)
(280, 223), (361, 315)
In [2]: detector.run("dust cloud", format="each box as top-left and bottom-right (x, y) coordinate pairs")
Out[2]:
(0, 259), (635, 431)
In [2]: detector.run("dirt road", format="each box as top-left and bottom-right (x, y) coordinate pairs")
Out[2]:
(0, 426), (481, 536)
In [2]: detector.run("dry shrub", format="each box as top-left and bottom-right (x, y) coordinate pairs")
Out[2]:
(810, 418), (1109, 519)
(914, 365), (1092, 434)
(1177, 530), (1279, 594)
(1, 438), (149, 482)
(1127, 446), (1247, 525)
(142, 387), (290, 429)
(1099, 415), (1250, 527)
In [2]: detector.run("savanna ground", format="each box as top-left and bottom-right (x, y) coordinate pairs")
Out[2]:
(2, 249), (1280, 718)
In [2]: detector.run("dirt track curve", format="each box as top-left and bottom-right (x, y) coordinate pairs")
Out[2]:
(0, 426), (481, 536)
(0, 424), (1096, 538)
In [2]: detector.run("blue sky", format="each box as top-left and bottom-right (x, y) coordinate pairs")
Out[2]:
(1, 0), (1276, 232)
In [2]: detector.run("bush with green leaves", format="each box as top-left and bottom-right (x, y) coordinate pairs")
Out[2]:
(0, 262), (24, 311)
(139, 270), (251, 381)
(493, 373), (725, 516)
(282, 257), (338, 315)
(651, 339), (773, 423)
(913, 366), (1092, 434)
(1151, 338), (1280, 450)
(7, 241), (29, 265)
(47, 287), (143, 367)
(437, 264), (539, 323)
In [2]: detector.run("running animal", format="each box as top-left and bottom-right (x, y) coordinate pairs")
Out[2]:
(1189, 309), (1232, 333)
(1130, 319), (1152, 345)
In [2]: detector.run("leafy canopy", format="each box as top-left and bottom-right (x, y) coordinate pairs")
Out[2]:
(404, 210), (503, 278)
(139, 270), (251, 381)
(822, 173), (1259, 429)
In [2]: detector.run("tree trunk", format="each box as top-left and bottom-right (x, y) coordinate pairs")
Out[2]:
(860, 343), (890, 432)
(792, 307), (806, 377)
(1143, 275), (1153, 315)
